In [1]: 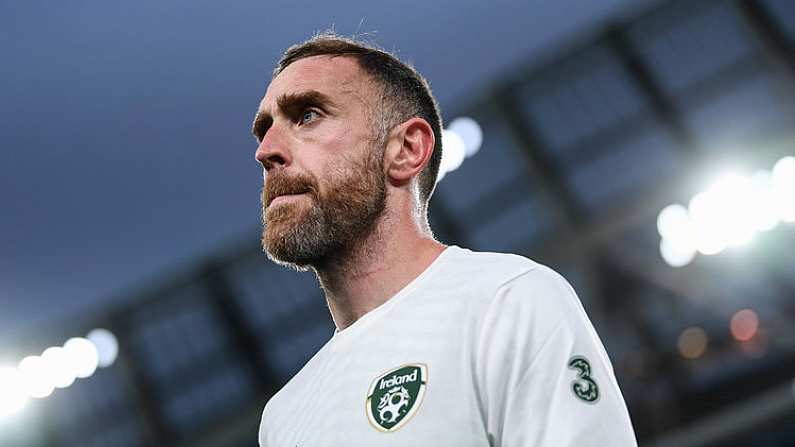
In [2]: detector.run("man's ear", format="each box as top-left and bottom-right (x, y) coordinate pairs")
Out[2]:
(384, 117), (435, 186)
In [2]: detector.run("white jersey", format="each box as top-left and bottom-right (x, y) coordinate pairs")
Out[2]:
(259, 246), (637, 446)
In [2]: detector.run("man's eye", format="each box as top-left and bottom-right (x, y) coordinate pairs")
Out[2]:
(300, 109), (320, 125)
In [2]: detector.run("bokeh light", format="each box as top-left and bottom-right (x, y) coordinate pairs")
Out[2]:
(5, 330), (117, 405)
(63, 337), (99, 379)
(688, 190), (729, 255)
(730, 309), (759, 342)
(17, 356), (54, 399)
(448, 117), (483, 157)
(688, 174), (755, 253)
(0, 367), (28, 418)
(657, 204), (692, 241)
(772, 156), (795, 222)
(657, 203), (698, 266)
(437, 118), (483, 183)
(748, 171), (780, 232)
(657, 156), (795, 265)
(439, 129), (466, 179)
(711, 173), (757, 247)
(87, 328), (119, 368)
(41, 347), (77, 389)
(659, 237), (696, 268)
(678, 327), (708, 360)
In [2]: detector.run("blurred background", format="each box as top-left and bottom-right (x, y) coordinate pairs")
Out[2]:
(2, 0), (795, 445)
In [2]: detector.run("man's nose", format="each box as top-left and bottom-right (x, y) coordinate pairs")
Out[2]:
(255, 126), (291, 171)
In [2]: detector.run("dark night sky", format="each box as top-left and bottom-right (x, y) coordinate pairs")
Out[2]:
(0, 0), (652, 339)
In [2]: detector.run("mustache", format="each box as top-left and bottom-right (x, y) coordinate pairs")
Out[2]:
(262, 172), (317, 208)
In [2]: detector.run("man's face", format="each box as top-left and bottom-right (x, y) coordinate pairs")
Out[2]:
(253, 56), (387, 270)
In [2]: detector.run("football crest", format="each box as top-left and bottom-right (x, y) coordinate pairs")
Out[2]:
(365, 364), (427, 432)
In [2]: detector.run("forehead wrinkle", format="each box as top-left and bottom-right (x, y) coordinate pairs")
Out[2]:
(271, 55), (375, 110)
(340, 85), (369, 109)
(339, 74), (382, 125)
(255, 56), (382, 139)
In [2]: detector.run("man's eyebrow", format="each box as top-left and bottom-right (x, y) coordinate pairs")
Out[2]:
(277, 90), (336, 113)
(252, 90), (337, 142)
(252, 111), (273, 142)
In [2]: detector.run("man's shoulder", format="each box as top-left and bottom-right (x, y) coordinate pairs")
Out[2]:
(441, 246), (580, 315)
(444, 246), (543, 286)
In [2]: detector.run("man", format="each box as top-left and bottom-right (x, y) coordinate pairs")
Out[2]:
(252, 32), (637, 446)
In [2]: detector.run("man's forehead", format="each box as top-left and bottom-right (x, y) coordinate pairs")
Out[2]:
(260, 55), (370, 110)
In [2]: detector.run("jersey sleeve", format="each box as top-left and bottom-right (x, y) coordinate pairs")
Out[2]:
(473, 265), (637, 446)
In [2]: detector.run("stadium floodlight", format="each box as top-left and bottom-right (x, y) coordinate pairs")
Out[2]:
(0, 366), (28, 418)
(17, 356), (54, 399)
(748, 171), (780, 232)
(688, 190), (730, 255)
(772, 156), (795, 222)
(63, 337), (99, 379)
(659, 237), (696, 268)
(439, 129), (466, 178)
(436, 118), (484, 184)
(657, 155), (794, 266)
(7, 333), (110, 403)
(448, 117), (483, 158)
(656, 204), (691, 241)
(711, 173), (756, 247)
(656, 203), (698, 266)
(689, 173), (756, 252)
(87, 328), (119, 368)
(41, 347), (76, 389)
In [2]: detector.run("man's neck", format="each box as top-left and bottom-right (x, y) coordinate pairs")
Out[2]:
(314, 215), (446, 332)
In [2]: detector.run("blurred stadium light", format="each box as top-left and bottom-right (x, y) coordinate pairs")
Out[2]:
(86, 329), (118, 369)
(657, 154), (795, 266)
(17, 356), (54, 399)
(63, 338), (99, 379)
(0, 329), (118, 416)
(678, 326), (709, 360)
(437, 117), (483, 182)
(0, 367), (27, 418)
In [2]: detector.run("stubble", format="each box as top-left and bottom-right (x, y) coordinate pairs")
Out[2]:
(260, 145), (386, 271)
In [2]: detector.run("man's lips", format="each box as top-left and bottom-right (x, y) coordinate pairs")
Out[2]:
(268, 192), (308, 207)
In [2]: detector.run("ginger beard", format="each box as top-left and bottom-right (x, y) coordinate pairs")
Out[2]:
(260, 143), (387, 271)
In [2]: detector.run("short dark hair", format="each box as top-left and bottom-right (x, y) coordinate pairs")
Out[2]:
(274, 31), (444, 207)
